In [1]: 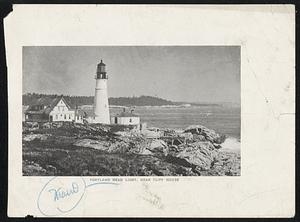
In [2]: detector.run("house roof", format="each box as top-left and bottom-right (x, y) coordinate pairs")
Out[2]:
(26, 96), (77, 115)
(33, 96), (76, 108)
(117, 112), (139, 117)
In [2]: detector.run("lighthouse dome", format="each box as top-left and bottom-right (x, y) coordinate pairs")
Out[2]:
(97, 59), (106, 73)
(98, 59), (105, 66)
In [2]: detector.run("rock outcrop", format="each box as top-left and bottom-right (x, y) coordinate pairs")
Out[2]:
(23, 133), (49, 141)
(184, 125), (226, 144)
(22, 122), (240, 176)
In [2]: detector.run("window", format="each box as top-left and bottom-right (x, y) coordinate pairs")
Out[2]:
(55, 115), (58, 119)
(62, 107), (64, 111)
(69, 115), (71, 119)
(64, 114), (66, 119)
(129, 118), (132, 123)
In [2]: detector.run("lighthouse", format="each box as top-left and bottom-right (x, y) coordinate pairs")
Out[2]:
(93, 59), (110, 124)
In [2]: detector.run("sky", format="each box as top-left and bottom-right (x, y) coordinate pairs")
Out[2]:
(23, 46), (240, 103)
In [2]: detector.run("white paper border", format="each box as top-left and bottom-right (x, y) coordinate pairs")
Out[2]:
(5, 4), (295, 217)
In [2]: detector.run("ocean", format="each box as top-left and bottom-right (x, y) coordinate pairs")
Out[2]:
(110, 105), (240, 140)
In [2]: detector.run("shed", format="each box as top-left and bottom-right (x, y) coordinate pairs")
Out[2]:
(111, 110), (140, 125)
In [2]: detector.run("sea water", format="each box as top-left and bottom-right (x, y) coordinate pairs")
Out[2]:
(111, 105), (240, 136)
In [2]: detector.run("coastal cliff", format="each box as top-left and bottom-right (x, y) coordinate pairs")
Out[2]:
(22, 122), (240, 176)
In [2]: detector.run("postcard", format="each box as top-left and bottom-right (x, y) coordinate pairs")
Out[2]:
(5, 5), (295, 217)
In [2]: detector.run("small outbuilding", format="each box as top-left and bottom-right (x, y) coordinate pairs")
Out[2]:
(111, 109), (140, 125)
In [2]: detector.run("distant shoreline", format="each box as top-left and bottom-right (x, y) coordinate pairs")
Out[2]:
(22, 93), (240, 108)
(79, 104), (240, 109)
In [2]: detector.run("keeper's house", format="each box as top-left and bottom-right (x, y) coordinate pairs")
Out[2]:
(24, 97), (85, 123)
(111, 108), (140, 125)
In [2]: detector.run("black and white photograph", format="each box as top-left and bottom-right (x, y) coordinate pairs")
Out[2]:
(5, 4), (295, 218)
(22, 46), (241, 176)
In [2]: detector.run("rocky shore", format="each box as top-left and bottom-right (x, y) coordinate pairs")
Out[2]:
(22, 122), (240, 176)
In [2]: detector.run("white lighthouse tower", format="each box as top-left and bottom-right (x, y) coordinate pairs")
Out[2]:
(93, 59), (110, 124)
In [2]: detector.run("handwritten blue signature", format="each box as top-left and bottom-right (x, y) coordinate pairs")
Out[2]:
(37, 177), (119, 216)
(48, 182), (79, 202)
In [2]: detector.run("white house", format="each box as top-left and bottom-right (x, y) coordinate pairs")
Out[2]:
(111, 109), (140, 125)
(48, 98), (77, 122)
(25, 97), (84, 123)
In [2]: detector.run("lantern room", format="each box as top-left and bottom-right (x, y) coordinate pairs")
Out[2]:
(96, 59), (107, 79)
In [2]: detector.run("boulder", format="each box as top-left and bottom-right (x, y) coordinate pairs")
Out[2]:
(141, 129), (162, 138)
(184, 125), (226, 144)
(23, 134), (49, 141)
(190, 141), (216, 151)
(107, 140), (130, 153)
(192, 134), (206, 141)
(45, 164), (57, 175)
(73, 139), (110, 151)
(168, 141), (217, 171)
(162, 129), (176, 136)
(168, 146), (211, 170)
(23, 162), (47, 175)
(114, 131), (131, 137)
(147, 139), (168, 156)
(138, 149), (153, 155)
(213, 143), (222, 149)
(172, 138), (184, 146)
(179, 132), (193, 140)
